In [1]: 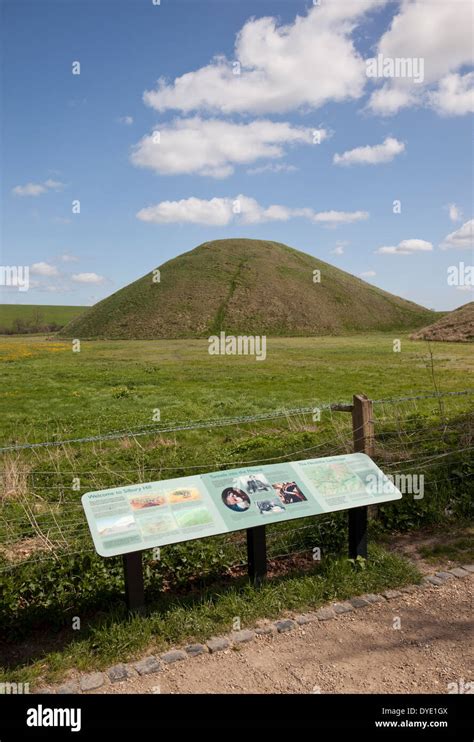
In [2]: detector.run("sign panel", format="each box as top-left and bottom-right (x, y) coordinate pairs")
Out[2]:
(81, 453), (401, 557)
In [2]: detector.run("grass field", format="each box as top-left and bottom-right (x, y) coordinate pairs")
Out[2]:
(1, 332), (472, 438)
(0, 304), (86, 333)
(0, 331), (472, 686)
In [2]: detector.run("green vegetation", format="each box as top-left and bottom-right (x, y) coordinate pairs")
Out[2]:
(0, 331), (472, 685)
(0, 545), (420, 687)
(1, 332), (471, 436)
(419, 527), (474, 564)
(0, 304), (85, 334)
(59, 239), (436, 339)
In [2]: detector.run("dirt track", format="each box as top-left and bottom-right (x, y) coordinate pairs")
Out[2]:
(100, 575), (473, 695)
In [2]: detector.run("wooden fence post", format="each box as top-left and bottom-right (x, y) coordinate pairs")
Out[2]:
(352, 393), (374, 456)
(348, 394), (374, 559)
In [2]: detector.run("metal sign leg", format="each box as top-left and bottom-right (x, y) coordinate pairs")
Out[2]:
(247, 525), (267, 586)
(348, 506), (368, 559)
(123, 551), (145, 611)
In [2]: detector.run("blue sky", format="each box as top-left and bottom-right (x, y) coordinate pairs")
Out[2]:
(1, 0), (473, 310)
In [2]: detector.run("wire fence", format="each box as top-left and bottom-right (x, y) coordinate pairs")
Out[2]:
(1, 389), (473, 454)
(0, 388), (473, 575)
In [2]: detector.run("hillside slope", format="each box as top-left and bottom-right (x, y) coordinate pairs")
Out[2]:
(60, 239), (435, 339)
(410, 301), (473, 342)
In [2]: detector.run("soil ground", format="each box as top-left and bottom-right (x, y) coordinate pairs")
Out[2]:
(97, 575), (472, 695)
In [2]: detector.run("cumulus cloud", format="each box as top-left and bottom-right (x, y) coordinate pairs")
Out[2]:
(447, 203), (463, 223)
(428, 72), (474, 116)
(119, 115), (134, 125)
(247, 163), (298, 175)
(142, 2), (387, 115)
(71, 273), (105, 284)
(331, 240), (349, 255)
(137, 195), (368, 227)
(311, 210), (369, 225)
(367, 0), (474, 116)
(30, 262), (59, 276)
(130, 118), (323, 178)
(59, 253), (79, 263)
(375, 239), (433, 255)
(333, 137), (405, 166)
(440, 219), (474, 250)
(360, 270), (376, 277)
(12, 179), (65, 197)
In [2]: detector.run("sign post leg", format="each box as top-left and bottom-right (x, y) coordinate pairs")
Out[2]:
(348, 506), (368, 559)
(247, 526), (267, 586)
(123, 551), (145, 611)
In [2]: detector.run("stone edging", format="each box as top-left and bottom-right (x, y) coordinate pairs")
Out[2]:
(37, 565), (474, 694)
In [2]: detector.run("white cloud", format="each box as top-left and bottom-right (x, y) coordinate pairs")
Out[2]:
(12, 183), (46, 197)
(360, 270), (376, 277)
(119, 115), (134, 125)
(367, 0), (474, 116)
(333, 137), (404, 166)
(12, 179), (65, 197)
(138, 197), (234, 226)
(131, 118), (322, 178)
(30, 262), (59, 276)
(44, 179), (64, 189)
(429, 72), (474, 116)
(137, 195), (368, 227)
(366, 86), (416, 116)
(376, 239), (433, 255)
(59, 253), (79, 263)
(143, 2), (387, 115)
(311, 210), (369, 225)
(247, 163), (298, 175)
(447, 203), (463, 223)
(71, 273), (105, 284)
(331, 240), (349, 256)
(440, 219), (474, 250)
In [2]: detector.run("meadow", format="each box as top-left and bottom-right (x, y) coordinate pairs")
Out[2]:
(0, 331), (473, 685)
(0, 304), (85, 334)
(1, 332), (473, 437)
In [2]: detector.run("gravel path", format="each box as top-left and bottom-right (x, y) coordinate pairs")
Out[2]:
(97, 575), (472, 695)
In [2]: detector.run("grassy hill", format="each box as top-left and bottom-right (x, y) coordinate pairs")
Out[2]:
(60, 239), (436, 339)
(410, 301), (473, 342)
(0, 304), (86, 334)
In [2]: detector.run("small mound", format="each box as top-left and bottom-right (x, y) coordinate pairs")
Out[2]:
(410, 301), (474, 342)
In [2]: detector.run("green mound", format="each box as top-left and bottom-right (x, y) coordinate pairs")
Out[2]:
(60, 239), (435, 339)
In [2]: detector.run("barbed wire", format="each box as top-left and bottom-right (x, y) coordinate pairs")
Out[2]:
(371, 389), (474, 405)
(1, 388), (473, 454)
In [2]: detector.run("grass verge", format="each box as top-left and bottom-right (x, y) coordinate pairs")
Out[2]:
(0, 544), (421, 688)
(418, 526), (474, 564)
